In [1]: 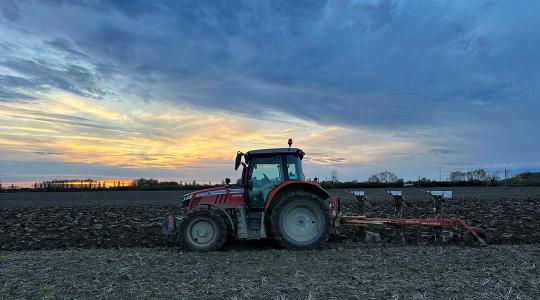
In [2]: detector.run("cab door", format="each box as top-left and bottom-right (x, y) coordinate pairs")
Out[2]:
(247, 156), (284, 209)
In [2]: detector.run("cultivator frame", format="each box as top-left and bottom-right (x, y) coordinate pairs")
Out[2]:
(330, 190), (487, 245)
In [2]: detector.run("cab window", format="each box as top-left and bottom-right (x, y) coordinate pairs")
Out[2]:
(248, 156), (284, 208)
(286, 155), (304, 181)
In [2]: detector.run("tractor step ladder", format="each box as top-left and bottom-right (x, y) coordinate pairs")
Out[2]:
(236, 207), (267, 239)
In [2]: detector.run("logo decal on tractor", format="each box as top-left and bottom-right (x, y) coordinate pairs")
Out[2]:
(195, 188), (244, 198)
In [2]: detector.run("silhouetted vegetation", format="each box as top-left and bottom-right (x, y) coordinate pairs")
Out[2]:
(503, 172), (540, 186)
(0, 178), (220, 192)
(2, 171), (540, 193)
(131, 178), (216, 191)
(320, 180), (405, 189)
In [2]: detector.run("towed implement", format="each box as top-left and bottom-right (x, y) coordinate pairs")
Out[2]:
(163, 140), (486, 251)
(331, 190), (487, 245)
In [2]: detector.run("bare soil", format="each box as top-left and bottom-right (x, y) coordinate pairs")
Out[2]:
(1, 187), (539, 250)
(1, 245), (538, 299)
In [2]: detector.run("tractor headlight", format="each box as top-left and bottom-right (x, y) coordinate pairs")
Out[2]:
(181, 193), (192, 213)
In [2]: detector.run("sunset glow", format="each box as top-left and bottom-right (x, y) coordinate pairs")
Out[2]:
(1, 93), (422, 180)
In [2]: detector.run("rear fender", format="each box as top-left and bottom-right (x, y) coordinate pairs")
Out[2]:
(264, 181), (330, 211)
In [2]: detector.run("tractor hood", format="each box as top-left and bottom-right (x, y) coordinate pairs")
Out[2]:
(187, 185), (244, 199)
(181, 185), (245, 212)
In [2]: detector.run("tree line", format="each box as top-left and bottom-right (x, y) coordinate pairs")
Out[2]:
(2, 170), (539, 193)
(320, 169), (538, 189)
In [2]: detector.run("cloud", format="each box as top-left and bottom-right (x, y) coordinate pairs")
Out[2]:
(0, 59), (107, 99)
(0, 0), (19, 21)
(0, 0), (539, 180)
(0, 94), (428, 179)
(430, 148), (455, 156)
(45, 38), (90, 59)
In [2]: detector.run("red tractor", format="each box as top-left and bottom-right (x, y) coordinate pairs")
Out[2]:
(163, 141), (487, 251)
(163, 141), (331, 251)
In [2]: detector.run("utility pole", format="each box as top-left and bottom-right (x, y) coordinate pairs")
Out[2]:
(439, 167), (442, 182)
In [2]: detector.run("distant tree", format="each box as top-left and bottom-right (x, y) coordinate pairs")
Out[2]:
(475, 169), (487, 181)
(368, 171), (401, 183)
(367, 174), (381, 183)
(450, 169), (487, 182)
(135, 178), (159, 188)
(450, 170), (462, 181)
(330, 168), (339, 183)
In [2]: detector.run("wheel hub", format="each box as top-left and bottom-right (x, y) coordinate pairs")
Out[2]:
(188, 219), (216, 246)
(197, 229), (208, 237)
(295, 216), (308, 227)
(283, 204), (322, 242)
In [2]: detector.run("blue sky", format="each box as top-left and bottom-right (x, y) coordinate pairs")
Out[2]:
(0, 0), (539, 184)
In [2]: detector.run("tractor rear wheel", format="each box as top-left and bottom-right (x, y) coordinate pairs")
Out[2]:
(182, 210), (228, 252)
(270, 192), (329, 249)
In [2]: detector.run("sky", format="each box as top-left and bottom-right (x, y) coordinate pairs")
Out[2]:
(1, 0), (539, 184)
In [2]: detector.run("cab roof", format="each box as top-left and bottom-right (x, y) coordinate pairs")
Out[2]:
(245, 148), (305, 160)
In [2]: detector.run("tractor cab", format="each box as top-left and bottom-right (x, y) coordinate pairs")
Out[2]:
(235, 147), (305, 209)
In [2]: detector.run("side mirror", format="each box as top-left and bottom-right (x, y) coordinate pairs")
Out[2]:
(235, 151), (244, 170)
(225, 178), (231, 185)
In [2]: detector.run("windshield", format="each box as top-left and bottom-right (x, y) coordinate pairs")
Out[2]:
(249, 156), (283, 185)
(286, 155), (304, 181)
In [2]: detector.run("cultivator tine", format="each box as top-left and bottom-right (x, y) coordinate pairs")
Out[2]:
(382, 190), (405, 218)
(457, 219), (487, 246)
(467, 228), (487, 245)
(475, 235), (487, 246)
(351, 191), (368, 216)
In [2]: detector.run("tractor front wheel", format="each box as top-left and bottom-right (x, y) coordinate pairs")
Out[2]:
(182, 210), (228, 252)
(270, 192), (329, 249)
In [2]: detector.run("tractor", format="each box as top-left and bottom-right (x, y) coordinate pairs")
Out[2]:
(162, 139), (331, 251)
(162, 140), (487, 251)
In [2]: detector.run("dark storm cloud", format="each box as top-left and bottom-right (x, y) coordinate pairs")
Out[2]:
(1, 0), (540, 171)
